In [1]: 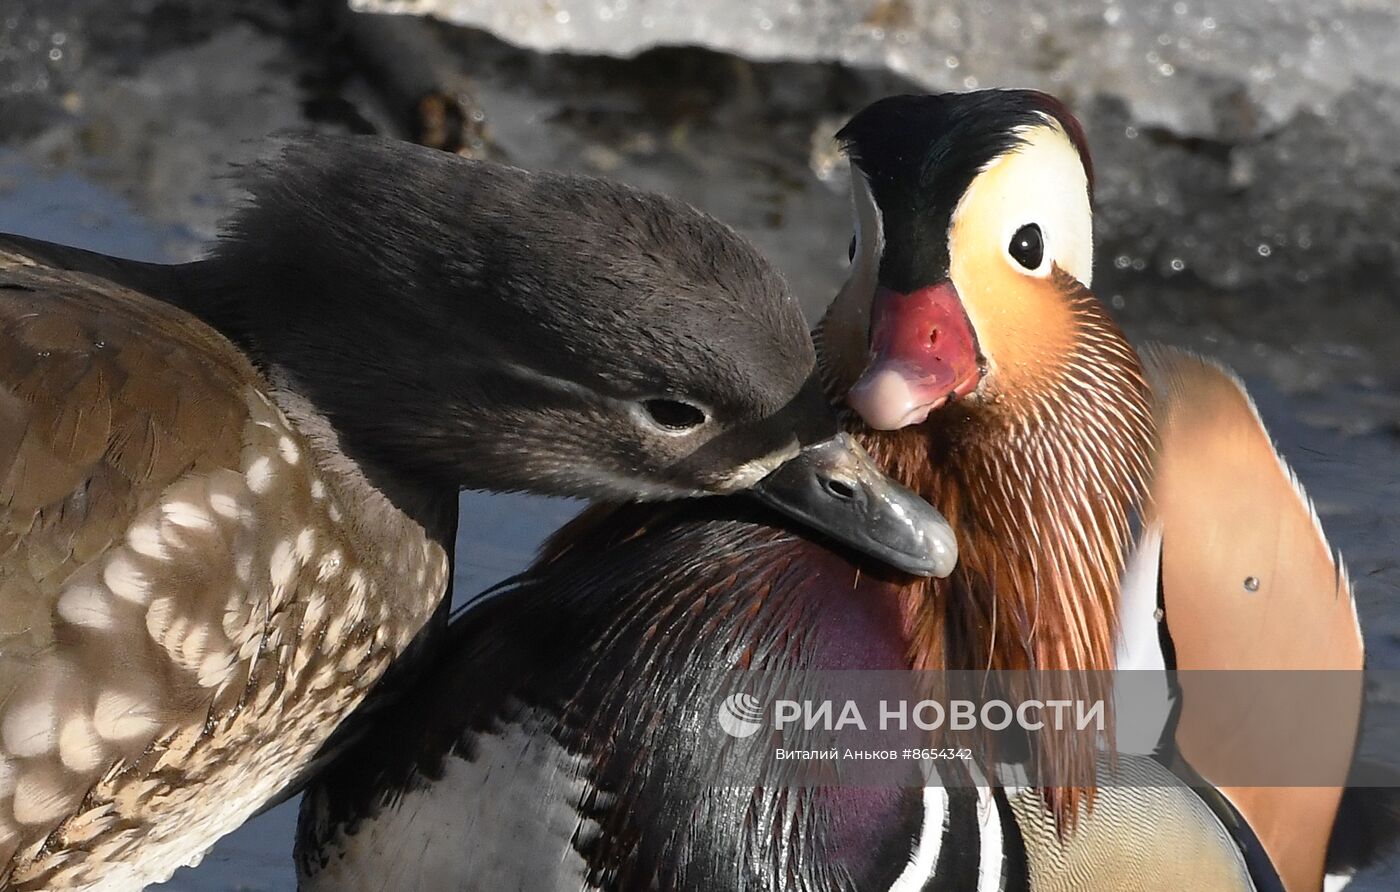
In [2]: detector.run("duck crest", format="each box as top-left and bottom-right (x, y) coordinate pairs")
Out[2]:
(856, 272), (1155, 821)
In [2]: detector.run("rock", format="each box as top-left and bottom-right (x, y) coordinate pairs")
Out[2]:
(355, 0), (1400, 304)
(351, 0), (1398, 136)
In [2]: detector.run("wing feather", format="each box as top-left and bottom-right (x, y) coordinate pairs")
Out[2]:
(1141, 344), (1363, 892)
(0, 251), (259, 874)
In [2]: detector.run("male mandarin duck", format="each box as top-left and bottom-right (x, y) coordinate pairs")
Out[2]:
(0, 135), (955, 889)
(294, 93), (1391, 892)
(825, 90), (1370, 891)
(296, 496), (1288, 891)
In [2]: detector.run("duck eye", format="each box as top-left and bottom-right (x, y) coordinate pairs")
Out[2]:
(641, 398), (707, 432)
(1008, 223), (1045, 271)
(847, 234), (857, 262)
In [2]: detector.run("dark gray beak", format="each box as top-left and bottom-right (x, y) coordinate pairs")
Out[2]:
(750, 433), (957, 577)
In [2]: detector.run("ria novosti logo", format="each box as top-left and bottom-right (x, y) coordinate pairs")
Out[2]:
(716, 694), (1106, 738)
(716, 692), (765, 738)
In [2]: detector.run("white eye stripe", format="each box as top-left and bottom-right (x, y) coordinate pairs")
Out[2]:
(963, 123), (1093, 287)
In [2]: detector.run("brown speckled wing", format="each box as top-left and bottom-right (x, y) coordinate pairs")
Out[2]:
(0, 251), (251, 877)
(0, 252), (448, 889)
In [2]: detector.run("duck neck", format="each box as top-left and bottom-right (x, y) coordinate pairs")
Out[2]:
(862, 284), (1155, 676)
(263, 367), (461, 549)
(172, 254), (463, 542)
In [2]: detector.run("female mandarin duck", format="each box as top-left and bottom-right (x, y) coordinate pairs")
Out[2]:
(295, 93), (1389, 892)
(0, 136), (956, 889)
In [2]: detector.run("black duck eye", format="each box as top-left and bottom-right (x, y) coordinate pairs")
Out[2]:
(848, 234), (857, 262)
(640, 398), (708, 432)
(1008, 223), (1045, 271)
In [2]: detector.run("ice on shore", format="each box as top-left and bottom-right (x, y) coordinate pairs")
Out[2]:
(352, 0), (1399, 138)
(354, 0), (1400, 299)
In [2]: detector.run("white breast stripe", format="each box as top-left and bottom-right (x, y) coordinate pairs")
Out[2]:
(1116, 523), (1165, 671)
(975, 785), (1004, 892)
(888, 771), (948, 892)
(1114, 525), (1176, 756)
